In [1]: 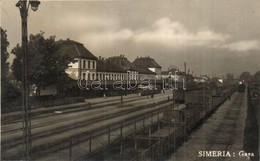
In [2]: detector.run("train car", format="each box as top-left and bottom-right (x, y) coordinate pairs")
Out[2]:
(175, 90), (185, 103)
(167, 85), (238, 148)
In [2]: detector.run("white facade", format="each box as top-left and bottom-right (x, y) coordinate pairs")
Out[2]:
(66, 58), (97, 80)
(95, 72), (127, 81)
(148, 67), (161, 78)
(95, 71), (138, 81)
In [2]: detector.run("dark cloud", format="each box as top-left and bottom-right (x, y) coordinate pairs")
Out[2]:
(1, 0), (260, 77)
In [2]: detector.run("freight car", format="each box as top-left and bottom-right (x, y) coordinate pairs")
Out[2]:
(173, 86), (233, 135)
(175, 90), (185, 103)
(129, 85), (237, 161)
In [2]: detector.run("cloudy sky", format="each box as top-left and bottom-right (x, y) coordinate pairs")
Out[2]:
(1, 0), (260, 77)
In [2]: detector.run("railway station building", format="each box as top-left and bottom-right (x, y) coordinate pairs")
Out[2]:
(56, 39), (98, 80)
(57, 39), (161, 82)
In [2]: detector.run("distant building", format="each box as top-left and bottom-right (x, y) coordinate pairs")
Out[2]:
(137, 68), (156, 80)
(193, 75), (209, 83)
(56, 39), (97, 80)
(161, 67), (179, 80)
(108, 55), (138, 80)
(132, 56), (161, 78)
(96, 57), (127, 81)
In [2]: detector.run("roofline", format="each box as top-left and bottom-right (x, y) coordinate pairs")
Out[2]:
(96, 70), (127, 73)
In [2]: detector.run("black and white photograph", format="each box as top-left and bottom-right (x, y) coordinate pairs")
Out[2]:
(1, 0), (260, 160)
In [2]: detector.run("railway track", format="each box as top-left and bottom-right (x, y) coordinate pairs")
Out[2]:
(2, 95), (170, 149)
(2, 94), (141, 124)
(2, 91), (173, 160)
(2, 94), (156, 133)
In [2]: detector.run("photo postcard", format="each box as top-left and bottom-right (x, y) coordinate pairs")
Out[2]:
(1, 0), (259, 161)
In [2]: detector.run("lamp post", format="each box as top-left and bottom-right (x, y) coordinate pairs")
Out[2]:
(16, 0), (40, 160)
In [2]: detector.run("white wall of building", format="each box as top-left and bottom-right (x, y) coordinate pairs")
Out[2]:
(66, 58), (97, 80)
(148, 67), (161, 78)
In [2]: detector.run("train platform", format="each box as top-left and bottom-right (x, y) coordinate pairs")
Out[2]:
(167, 91), (249, 161)
(1, 93), (137, 117)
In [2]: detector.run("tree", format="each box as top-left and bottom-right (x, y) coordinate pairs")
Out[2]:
(254, 71), (260, 82)
(1, 28), (21, 110)
(240, 72), (252, 82)
(1, 28), (9, 92)
(1, 27), (10, 104)
(226, 73), (234, 80)
(11, 32), (72, 95)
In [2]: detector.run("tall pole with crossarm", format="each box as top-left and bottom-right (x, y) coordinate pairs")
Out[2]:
(16, 0), (40, 160)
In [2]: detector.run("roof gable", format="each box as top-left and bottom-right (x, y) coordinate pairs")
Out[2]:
(56, 39), (97, 60)
(108, 55), (137, 71)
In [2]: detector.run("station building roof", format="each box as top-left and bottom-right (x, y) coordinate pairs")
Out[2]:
(96, 59), (127, 73)
(108, 55), (137, 71)
(56, 39), (97, 60)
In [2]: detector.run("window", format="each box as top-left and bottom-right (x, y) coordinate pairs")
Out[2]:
(92, 73), (95, 80)
(88, 61), (90, 69)
(88, 73), (90, 80)
(83, 60), (86, 68)
(93, 61), (95, 69)
(82, 73), (86, 79)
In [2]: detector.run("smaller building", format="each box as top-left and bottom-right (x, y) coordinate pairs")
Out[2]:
(132, 56), (162, 78)
(137, 68), (156, 81)
(193, 75), (210, 83)
(161, 67), (179, 80)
